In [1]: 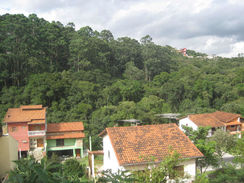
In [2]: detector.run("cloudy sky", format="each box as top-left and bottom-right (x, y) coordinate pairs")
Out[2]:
(1, 0), (244, 57)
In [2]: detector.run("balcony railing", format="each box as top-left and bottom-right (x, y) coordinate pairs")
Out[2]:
(28, 130), (45, 136)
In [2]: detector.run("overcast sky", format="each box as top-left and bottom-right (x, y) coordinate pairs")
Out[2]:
(1, 0), (244, 57)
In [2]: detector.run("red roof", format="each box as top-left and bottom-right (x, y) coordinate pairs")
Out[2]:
(101, 123), (203, 166)
(46, 132), (85, 139)
(47, 122), (84, 132)
(3, 105), (46, 123)
(189, 111), (241, 127)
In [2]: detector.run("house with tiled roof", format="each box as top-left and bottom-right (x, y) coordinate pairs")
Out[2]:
(46, 122), (85, 158)
(3, 105), (47, 158)
(179, 111), (242, 137)
(3, 105), (86, 159)
(99, 123), (203, 181)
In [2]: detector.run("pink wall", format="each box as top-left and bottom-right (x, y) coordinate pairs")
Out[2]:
(7, 123), (29, 151)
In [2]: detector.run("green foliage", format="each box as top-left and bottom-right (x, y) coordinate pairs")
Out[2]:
(63, 158), (86, 182)
(7, 156), (63, 183)
(183, 126), (219, 173)
(211, 129), (237, 159)
(231, 132), (244, 166)
(7, 156), (89, 183)
(195, 173), (209, 183)
(133, 150), (183, 183)
(97, 169), (135, 183)
(208, 166), (244, 183)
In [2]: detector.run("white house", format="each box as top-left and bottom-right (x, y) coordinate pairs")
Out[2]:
(179, 111), (242, 137)
(99, 123), (203, 182)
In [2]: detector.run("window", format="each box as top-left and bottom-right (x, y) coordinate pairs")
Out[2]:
(56, 139), (64, 146)
(230, 125), (236, 128)
(108, 150), (110, 159)
(169, 165), (184, 178)
(11, 127), (17, 132)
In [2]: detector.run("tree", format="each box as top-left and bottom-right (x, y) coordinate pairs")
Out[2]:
(7, 156), (63, 183)
(133, 150), (183, 183)
(211, 129), (237, 162)
(63, 158), (86, 182)
(97, 169), (135, 183)
(183, 126), (219, 173)
(232, 132), (244, 167)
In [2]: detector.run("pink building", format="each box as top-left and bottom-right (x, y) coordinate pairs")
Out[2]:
(3, 105), (47, 157)
(180, 48), (187, 56)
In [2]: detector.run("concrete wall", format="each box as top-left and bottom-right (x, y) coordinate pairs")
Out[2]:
(7, 122), (29, 151)
(181, 159), (196, 180)
(124, 159), (197, 181)
(103, 134), (121, 172)
(47, 138), (76, 148)
(179, 117), (198, 131)
(46, 138), (83, 157)
(0, 135), (18, 179)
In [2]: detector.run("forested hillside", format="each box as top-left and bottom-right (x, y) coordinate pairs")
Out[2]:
(1, 14), (244, 149)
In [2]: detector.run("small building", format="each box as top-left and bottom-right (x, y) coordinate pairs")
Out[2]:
(46, 122), (85, 158)
(0, 134), (18, 180)
(179, 111), (242, 137)
(99, 123), (203, 182)
(3, 105), (47, 158)
(179, 48), (187, 56)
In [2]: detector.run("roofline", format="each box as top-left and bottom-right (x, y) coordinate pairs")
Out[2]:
(48, 121), (84, 124)
(98, 129), (107, 137)
(103, 123), (204, 166)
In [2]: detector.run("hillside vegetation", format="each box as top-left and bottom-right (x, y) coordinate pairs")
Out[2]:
(0, 14), (244, 149)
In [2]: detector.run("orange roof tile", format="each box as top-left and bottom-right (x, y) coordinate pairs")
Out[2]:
(101, 123), (203, 166)
(47, 122), (84, 132)
(225, 121), (242, 126)
(46, 132), (85, 139)
(21, 105), (43, 110)
(3, 105), (46, 123)
(189, 111), (241, 127)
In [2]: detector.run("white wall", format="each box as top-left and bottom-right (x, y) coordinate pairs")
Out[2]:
(103, 135), (122, 172)
(125, 159), (197, 181)
(179, 117), (198, 131)
(181, 159), (196, 180)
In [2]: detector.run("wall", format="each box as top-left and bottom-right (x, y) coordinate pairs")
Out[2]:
(46, 138), (83, 157)
(7, 122), (29, 151)
(181, 159), (196, 180)
(124, 159), (197, 181)
(179, 117), (198, 131)
(47, 138), (76, 148)
(103, 135), (121, 172)
(0, 135), (18, 179)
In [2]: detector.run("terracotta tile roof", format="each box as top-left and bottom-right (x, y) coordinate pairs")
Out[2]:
(21, 105), (43, 110)
(47, 122), (84, 133)
(46, 132), (85, 139)
(101, 123), (203, 166)
(189, 111), (241, 127)
(3, 105), (46, 123)
(28, 120), (46, 124)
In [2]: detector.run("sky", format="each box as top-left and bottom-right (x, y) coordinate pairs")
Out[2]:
(1, 0), (244, 57)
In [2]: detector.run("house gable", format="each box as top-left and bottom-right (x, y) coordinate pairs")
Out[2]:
(101, 123), (203, 166)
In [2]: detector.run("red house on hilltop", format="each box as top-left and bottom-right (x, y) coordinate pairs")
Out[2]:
(3, 105), (47, 157)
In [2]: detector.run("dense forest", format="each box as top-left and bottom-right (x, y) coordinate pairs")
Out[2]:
(0, 14), (244, 149)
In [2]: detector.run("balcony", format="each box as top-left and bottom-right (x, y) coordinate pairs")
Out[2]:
(28, 130), (45, 137)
